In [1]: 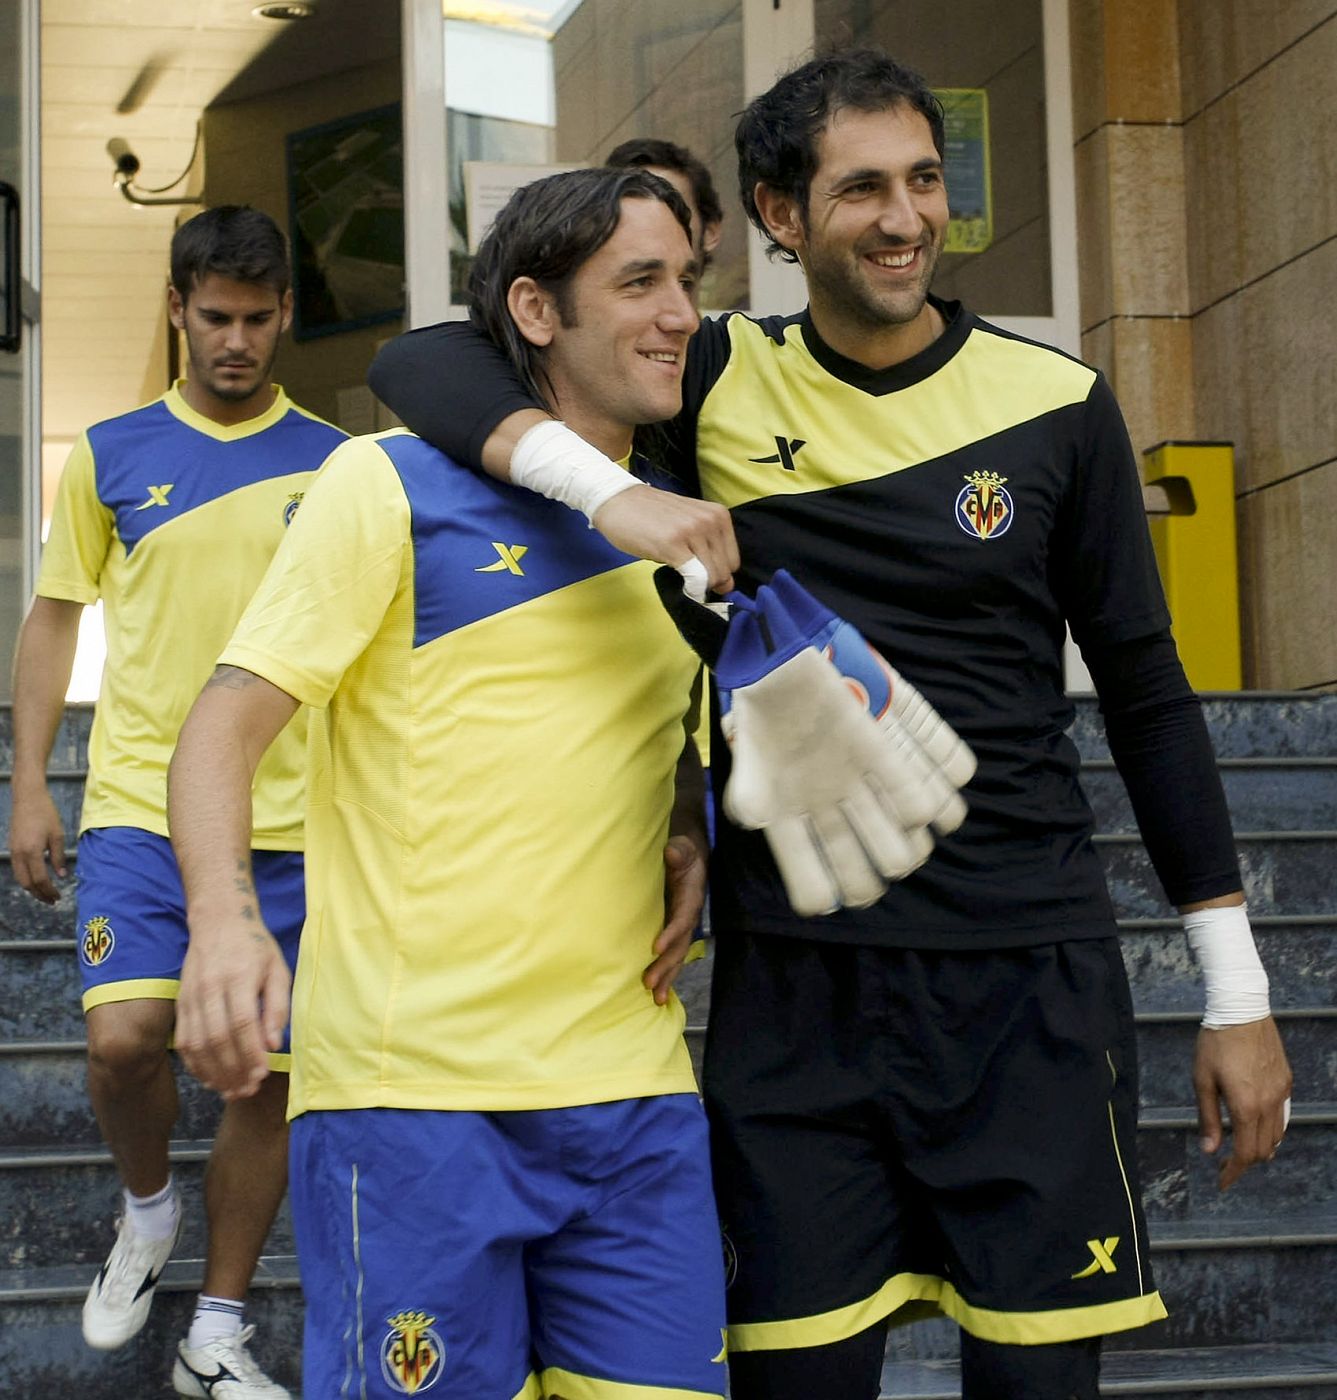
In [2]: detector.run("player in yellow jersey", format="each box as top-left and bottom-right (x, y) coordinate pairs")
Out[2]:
(8, 207), (344, 1399)
(168, 168), (727, 1400)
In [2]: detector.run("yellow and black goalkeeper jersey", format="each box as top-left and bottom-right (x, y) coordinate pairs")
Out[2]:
(666, 300), (1171, 948)
(221, 431), (700, 1116)
(367, 299), (1243, 952)
(37, 383), (345, 847)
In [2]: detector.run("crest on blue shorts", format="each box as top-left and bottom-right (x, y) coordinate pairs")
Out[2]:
(80, 915), (116, 967)
(380, 1310), (444, 1393)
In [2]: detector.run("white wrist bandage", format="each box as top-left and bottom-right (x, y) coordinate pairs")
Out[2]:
(510, 419), (639, 524)
(1182, 902), (1271, 1029)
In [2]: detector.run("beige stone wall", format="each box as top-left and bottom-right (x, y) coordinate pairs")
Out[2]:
(1072, 1), (1337, 689)
(201, 60), (404, 431)
(551, 1), (749, 310)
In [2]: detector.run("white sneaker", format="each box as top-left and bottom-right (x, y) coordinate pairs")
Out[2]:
(173, 1325), (292, 1399)
(81, 1209), (181, 1350)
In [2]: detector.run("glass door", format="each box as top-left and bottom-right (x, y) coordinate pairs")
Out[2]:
(0, 0), (41, 698)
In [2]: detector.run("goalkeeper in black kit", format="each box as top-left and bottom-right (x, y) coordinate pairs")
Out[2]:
(368, 50), (1292, 1400)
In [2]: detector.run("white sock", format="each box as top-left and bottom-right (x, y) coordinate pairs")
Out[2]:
(189, 1295), (246, 1348)
(124, 1177), (179, 1241)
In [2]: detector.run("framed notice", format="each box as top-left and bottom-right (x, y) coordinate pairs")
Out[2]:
(936, 88), (993, 255)
(463, 160), (585, 253)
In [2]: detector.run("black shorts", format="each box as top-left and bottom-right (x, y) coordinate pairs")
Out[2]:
(702, 931), (1166, 1353)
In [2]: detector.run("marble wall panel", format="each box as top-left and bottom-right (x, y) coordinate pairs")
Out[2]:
(1109, 315), (1197, 458)
(1068, 0), (1107, 141)
(1230, 20), (1337, 286)
(1182, 86), (1245, 310)
(1103, 0), (1182, 121)
(1193, 235), (1337, 493)
(1106, 124), (1191, 316)
(1075, 126), (1113, 329)
(1238, 463), (1337, 688)
(1178, 0), (1336, 116)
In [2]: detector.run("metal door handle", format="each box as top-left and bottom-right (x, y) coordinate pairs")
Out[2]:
(0, 181), (19, 353)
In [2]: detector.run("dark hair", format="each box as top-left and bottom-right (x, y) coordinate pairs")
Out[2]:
(466, 165), (693, 407)
(605, 137), (724, 232)
(735, 48), (945, 264)
(170, 205), (290, 300)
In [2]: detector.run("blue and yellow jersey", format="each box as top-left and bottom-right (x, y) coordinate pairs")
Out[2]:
(37, 383), (345, 847)
(221, 431), (701, 1115)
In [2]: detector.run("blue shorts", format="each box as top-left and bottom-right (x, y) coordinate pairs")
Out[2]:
(290, 1096), (727, 1399)
(75, 827), (304, 1065)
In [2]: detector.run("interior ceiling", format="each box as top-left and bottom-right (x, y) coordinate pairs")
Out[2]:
(39, 0), (401, 465)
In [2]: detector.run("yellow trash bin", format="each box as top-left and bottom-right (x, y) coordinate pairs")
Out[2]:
(1142, 441), (1242, 691)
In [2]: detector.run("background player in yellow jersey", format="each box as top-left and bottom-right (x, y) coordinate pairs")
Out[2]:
(7, 207), (344, 1398)
(168, 168), (726, 1400)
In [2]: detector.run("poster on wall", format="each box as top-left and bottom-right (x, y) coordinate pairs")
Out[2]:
(935, 88), (992, 255)
(286, 103), (406, 340)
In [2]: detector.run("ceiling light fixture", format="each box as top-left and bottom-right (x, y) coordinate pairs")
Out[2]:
(252, 2), (317, 18)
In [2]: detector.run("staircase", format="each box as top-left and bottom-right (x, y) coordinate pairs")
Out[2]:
(678, 691), (1337, 1399)
(0, 703), (302, 1398)
(2, 694), (1334, 1398)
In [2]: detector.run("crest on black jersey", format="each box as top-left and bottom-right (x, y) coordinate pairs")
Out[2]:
(955, 470), (1013, 540)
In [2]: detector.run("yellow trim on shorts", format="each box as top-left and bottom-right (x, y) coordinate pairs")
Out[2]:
(540, 1367), (724, 1399)
(81, 983), (291, 1075)
(727, 1271), (1167, 1351)
(82, 977), (180, 1011)
(510, 1373), (542, 1400)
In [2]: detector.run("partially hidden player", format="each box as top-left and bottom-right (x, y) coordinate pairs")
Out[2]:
(366, 50), (1293, 1400)
(167, 167), (727, 1399)
(7, 206), (344, 1398)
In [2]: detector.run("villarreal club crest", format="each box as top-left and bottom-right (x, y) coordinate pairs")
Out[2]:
(80, 915), (116, 967)
(955, 471), (1014, 541)
(380, 1311), (445, 1394)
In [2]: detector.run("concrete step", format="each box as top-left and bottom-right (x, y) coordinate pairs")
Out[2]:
(5, 1109), (1326, 1276)
(0, 1046), (223, 1149)
(1134, 1009), (1335, 1109)
(1081, 759), (1337, 834)
(0, 939), (82, 1038)
(0, 769), (86, 837)
(1098, 832), (1337, 917)
(880, 1341), (1337, 1398)
(874, 1216), (1337, 1363)
(1137, 1215), (1337, 1351)
(0, 1256), (302, 1399)
(1138, 1104), (1337, 1226)
(5, 692), (1335, 770)
(1119, 917), (1337, 1014)
(1069, 691), (1337, 761)
(0, 854), (77, 940)
(0, 702), (94, 772)
(0, 1140), (296, 1270)
(673, 926), (1337, 1028)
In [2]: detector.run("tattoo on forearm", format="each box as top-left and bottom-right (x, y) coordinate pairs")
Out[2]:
(232, 859), (258, 921)
(205, 665), (261, 692)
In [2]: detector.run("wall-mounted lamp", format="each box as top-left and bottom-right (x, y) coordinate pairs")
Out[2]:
(106, 127), (204, 207)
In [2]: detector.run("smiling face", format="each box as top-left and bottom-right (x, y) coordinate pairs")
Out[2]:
(525, 195), (700, 458)
(756, 102), (949, 367)
(169, 272), (292, 423)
